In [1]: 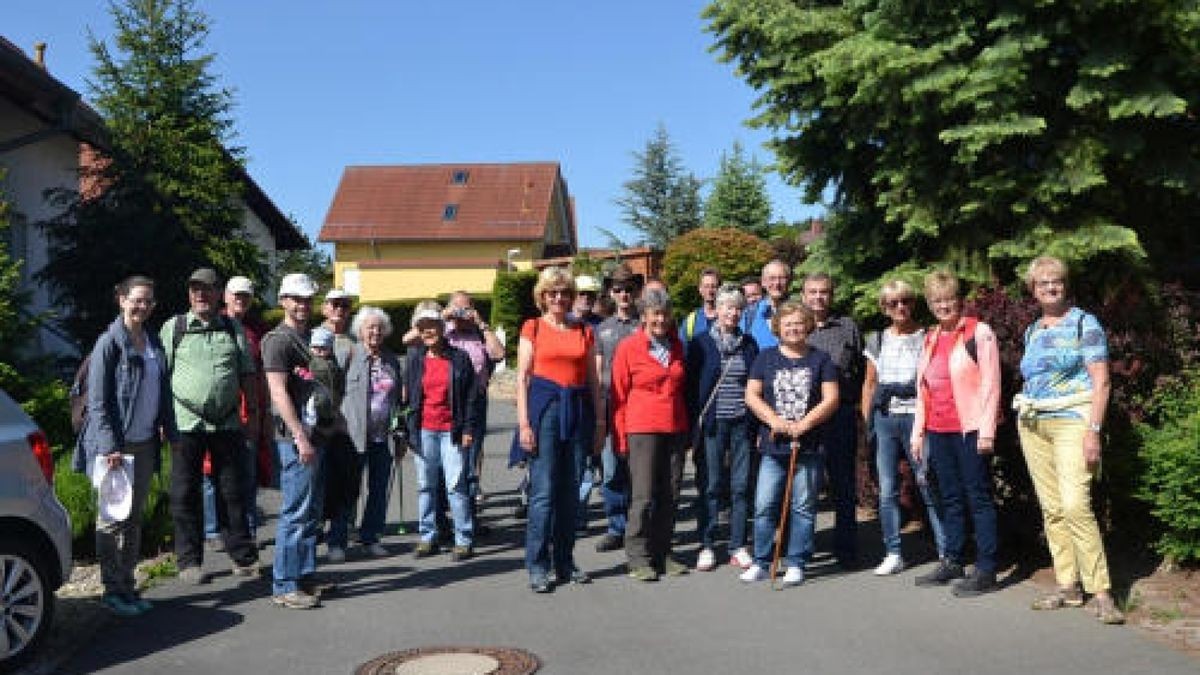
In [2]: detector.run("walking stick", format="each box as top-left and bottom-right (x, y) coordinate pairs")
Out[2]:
(769, 437), (801, 590)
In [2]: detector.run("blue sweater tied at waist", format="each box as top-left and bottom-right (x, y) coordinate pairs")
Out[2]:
(509, 375), (595, 467)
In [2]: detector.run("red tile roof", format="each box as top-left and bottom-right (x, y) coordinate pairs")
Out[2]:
(319, 162), (570, 243)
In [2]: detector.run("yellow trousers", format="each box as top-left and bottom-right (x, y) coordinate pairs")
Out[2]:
(1018, 417), (1111, 593)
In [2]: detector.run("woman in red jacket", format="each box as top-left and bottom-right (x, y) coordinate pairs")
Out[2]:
(610, 287), (690, 582)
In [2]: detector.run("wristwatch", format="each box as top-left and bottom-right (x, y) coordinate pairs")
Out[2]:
(1088, 422), (1102, 433)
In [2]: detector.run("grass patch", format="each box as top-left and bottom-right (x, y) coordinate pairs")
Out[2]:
(137, 553), (178, 588)
(1149, 605), (1185, 623)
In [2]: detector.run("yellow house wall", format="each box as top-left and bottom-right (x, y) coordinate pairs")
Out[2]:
(333, 240), (542, 302)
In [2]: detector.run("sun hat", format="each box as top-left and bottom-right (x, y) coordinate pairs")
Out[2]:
(278, 273), (318, 300)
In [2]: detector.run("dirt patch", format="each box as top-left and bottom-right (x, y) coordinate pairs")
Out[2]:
(489, 369), (517, 401)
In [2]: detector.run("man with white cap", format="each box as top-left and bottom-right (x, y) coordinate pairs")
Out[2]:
(261, 272), (326, 609)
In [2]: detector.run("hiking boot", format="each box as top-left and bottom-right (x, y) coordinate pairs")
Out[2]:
(124, 593), (153, 613)
(413, 541), (438, 558)
(271, 590), (319, 610)
(660, 558), (689, 577)
(1032, 586), (1084, 610)
(450, 546), (474, 562)
(101, 592), (142, 617)
(178, 566), (207, 586)
(914, 560), (964, 587)
(565, 568), (591, 585)
(326, 546), (346, 564)
(530, 574), (553, 593)
(231, 561), (260, 578)
(952, 570), (998, 597)
(1093, 595), (1126, 625)
(594, 534), (623, 552)
(628, 566), (659, 582)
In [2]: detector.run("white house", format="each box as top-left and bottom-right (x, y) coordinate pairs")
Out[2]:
(0, 37), (306, 357)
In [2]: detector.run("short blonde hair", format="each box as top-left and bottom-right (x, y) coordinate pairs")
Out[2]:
(878, 278), (916, 309)
(924, 270), (960, 301)
(532, 266), (576, 313)
(1025, 255), (1069, 292)
(770, 301), (815, 335)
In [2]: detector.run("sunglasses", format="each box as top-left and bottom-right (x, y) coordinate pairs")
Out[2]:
(545, 289), (574, 298)
(326, 300), (351, 309)
(886, 297), (914, 309)
(611, 285), (635, 294)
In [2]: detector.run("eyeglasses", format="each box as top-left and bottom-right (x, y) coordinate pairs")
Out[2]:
(611, 286), (634, 294)
(326, 300), (351, 309)
(885, 297), (914, 309)
(1035, 279), (1065, 289)
(545, 289), (574, 298)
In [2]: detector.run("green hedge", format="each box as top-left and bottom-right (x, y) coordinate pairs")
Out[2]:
(1137, 369), (1200, 564)
(55, 448), (174, 559)
(491, 271), (539, 362)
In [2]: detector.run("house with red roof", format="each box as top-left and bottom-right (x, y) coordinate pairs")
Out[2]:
(318, 161), (577, 301)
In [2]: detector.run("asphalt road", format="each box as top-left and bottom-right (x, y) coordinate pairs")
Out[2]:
(61, 399), (1197, 674)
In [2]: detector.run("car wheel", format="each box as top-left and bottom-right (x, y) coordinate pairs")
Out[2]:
(0, 537), (55, 671)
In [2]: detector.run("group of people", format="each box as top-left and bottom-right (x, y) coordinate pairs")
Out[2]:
(512, 256), (1123, 625)
(74, 252), (1124, 625)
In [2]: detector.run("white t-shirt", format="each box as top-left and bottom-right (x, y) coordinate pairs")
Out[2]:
(864, 329), (924, 415)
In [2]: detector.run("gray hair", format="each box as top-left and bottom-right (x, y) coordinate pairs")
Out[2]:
(351, 305), (394, 338)
(637, 287), (672, 316)
(714, 283), (746, 309)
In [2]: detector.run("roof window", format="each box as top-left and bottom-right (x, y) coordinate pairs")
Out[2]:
(443, 204), (459, 221)
(451, 170), (469, 185)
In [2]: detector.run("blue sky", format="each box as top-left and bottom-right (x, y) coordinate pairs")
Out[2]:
(6, 1), (824, 248)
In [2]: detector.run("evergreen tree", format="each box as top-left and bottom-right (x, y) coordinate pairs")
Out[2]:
(0, 171), (33, 364)
(704, 141), (772, 238)
(705, 0), (1200, 310)
(39, 0), (263, 342)
(611, 124), (704, 248)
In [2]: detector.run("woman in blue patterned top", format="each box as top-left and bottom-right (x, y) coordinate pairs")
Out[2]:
(1015, 255), (1122, 624)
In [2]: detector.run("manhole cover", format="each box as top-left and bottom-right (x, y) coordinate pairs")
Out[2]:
(356, 646), (540, 675)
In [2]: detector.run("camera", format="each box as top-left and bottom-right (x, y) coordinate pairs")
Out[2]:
(449, 307), (471, 320)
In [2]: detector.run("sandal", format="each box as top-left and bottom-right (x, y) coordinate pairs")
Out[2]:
(1093, 595), (1126, 625)
(1031, 586), (1084, 610)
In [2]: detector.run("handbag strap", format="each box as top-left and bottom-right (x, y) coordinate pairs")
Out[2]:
(697, 340), (741, 426)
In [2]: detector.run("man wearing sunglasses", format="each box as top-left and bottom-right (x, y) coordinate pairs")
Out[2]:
(592, 265), (641, 553)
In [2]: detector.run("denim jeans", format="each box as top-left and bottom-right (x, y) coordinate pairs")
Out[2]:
(465, 394), (488, 498)
(695, 416), (752, 550)
(925, 431), (998, 574)
(874, 412), (945, 557)
(273, 439), (324, 595)
(576, 450), (595, 531)
(752, 451), (823, 569)
(329, 441), (393, 547)
(600, 439), (629, 537)
(822, 405), (858, 563)
(525, 400), (586, 578)
(415, 430), (473, 547)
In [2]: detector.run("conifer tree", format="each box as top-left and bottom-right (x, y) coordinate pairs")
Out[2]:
(612, 124), (704, 248)
(704, 141), (772, 238)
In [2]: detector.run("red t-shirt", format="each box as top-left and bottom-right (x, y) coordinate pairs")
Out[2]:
(924, 332), (962, 432)
(421, 355), (453, 432)
(521, 318), (594, 387)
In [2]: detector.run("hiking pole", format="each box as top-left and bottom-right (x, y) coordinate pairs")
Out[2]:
(770, 437), (801, 591)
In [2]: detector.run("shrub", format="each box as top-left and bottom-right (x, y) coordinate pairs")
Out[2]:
(662, 228), (772, 317)
(1136, 370), (1200, 564)
(491, 271), (539, 362)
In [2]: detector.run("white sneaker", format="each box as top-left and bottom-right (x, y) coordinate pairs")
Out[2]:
(327, 546), (346, 564)
(782, 566), (804, 587)
(874, 553), (905, 576)
(366, 543), (388, 558)
(739, 564), (767, 583)
(696, 548), (716, 572)
(730, 548), (753, 569)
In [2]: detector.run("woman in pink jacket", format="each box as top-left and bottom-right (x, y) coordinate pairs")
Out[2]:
(910, 270), (1001, 597)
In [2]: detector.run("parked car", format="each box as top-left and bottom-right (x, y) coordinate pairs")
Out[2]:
(0, 388), (71, 670)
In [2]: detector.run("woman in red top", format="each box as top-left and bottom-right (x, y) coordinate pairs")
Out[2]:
(610, 287), (689, 581)
(516, 267), (604, 593)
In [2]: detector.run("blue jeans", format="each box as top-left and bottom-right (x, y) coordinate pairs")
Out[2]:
(874, 412), (945, 557)
(925, 431), (998, 574)
(525, 400), (586, 578)
(822, 405), (858, 563)
(329, 442), (393, 547)
(600, 439), (628, 537)
(752, 452), (823, 569)
(415, 430), (473, 547)
(272, 440), (324, 595)
(576, 451), (595, 531)
(695, 417), (752, 550)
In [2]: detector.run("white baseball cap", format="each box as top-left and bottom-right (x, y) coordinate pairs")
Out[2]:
(98, 461), (133, 522)
(278, 273), (317, 300)
(324, 288), (350, 301)
(411, 308), (443, 327)
(575, 275), (601, 293)
(225, 275), (254, 295)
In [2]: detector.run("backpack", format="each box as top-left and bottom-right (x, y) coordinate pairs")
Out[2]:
(69, 355), (93, 434)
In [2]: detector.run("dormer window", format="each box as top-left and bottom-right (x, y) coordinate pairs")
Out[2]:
(443, 204), (459, 221)
(451, 170), (469, 185)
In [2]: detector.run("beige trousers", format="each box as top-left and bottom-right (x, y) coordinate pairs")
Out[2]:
(1018, 417), (1111, 593)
